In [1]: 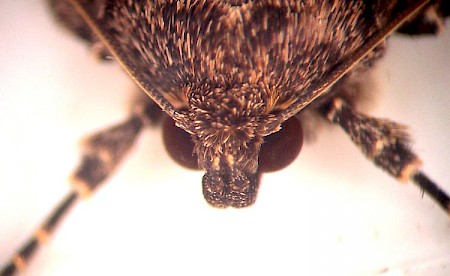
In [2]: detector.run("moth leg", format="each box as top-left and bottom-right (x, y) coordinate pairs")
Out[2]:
(71, 99), (155, 197)
(0, 98), (160, 276)
(321, 97), (450, 215)
(396, 0), (449, 35)
(1, 193), (79, 276)
(48, 0), (111, 60)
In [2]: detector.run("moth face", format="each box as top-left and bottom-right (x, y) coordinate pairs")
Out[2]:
(162, 83), (303, 207)
(163, 113), (303, 208)
(195, 131), (263, 208)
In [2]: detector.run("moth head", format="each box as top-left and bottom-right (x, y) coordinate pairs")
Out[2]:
(195, 125), (264, 208)
(163, 84), (303, 208)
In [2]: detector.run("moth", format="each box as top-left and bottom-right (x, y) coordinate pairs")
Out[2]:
(1, 0), (449, 275)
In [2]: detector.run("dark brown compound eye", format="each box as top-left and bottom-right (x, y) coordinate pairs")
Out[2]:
(162, 116), (199, 170)
(258, 116), (303, 173)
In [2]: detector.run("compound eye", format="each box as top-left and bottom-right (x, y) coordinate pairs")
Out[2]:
(162, 116), (199, 170)
(258, 116), (303, 172)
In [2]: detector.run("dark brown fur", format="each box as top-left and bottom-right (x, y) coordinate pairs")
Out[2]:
(1, 1), (449, 275)
(47, 0), (448, 208)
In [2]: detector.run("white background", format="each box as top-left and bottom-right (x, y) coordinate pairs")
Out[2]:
(0, 1), (449, 275)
